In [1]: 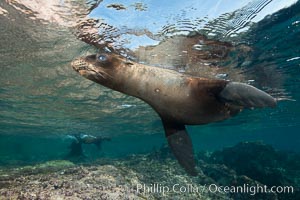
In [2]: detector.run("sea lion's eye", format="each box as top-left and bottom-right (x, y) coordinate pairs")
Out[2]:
(98, 54), (107, 62)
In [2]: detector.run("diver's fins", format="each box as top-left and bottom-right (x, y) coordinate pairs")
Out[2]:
(219, 82), (277, 108)
(94, 140), (102, 150)
(162, 120), (197, 176)
(94, 137), (111, 149)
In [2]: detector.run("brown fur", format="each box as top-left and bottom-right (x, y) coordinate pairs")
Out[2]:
(72, 53), (241, 125)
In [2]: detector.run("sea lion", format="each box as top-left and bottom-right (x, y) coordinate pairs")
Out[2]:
(67, 134), (111, 158)
(71, 53), (276, 175)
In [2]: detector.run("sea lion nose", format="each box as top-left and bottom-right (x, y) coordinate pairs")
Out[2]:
(71, 58), (86, 72)
(71, 59), (79, 71)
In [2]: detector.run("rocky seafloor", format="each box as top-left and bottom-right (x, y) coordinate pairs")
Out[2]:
(0, 142), (299, 200)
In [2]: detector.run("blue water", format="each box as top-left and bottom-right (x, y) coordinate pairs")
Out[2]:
(0, 0), (300, 168)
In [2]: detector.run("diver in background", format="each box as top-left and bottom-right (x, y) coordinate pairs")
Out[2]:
(66, 134), (111, 158)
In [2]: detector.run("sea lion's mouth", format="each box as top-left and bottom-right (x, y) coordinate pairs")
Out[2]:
(73, 66), (87, 72)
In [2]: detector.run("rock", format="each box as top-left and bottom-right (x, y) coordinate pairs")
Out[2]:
(209, 142), (287, 186)
(206, 141), (300, 200)
(0, 143), (298, 200)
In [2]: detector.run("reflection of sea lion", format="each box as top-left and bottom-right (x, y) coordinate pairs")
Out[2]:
(67, 134), (111, 157)
(71, 53), (276, 175)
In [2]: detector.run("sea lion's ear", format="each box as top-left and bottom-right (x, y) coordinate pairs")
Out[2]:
(162, 119), (198, 176)
(218, 82), (277, 108)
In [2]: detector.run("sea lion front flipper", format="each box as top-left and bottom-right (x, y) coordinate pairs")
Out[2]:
(162, 120), (197, 176)
(219, 82), (277, 108)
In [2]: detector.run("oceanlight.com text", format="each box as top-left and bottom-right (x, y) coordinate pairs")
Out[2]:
(208, 184), (294, 196)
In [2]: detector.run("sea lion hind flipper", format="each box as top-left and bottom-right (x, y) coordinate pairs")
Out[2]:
(219, 82), (277, 108)
(162, 120), (197, 176)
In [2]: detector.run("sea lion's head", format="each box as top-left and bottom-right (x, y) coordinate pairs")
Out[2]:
(71, 53), (122, 84)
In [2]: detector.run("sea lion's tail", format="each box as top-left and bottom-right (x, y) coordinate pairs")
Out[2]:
(219, 82), (277, 108)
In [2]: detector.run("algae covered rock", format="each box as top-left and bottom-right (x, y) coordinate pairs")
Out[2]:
(209, 142), (291, 186)
(0, 143), (299, 200)
(35, 160), (75, 170)
(206, 141), (300, 199)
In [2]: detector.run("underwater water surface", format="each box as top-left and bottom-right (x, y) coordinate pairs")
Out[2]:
(0, 0), (300, 199)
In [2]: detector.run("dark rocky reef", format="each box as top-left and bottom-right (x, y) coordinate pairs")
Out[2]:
(199, 141), (300, 200)
(0, 142), (299, 199)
